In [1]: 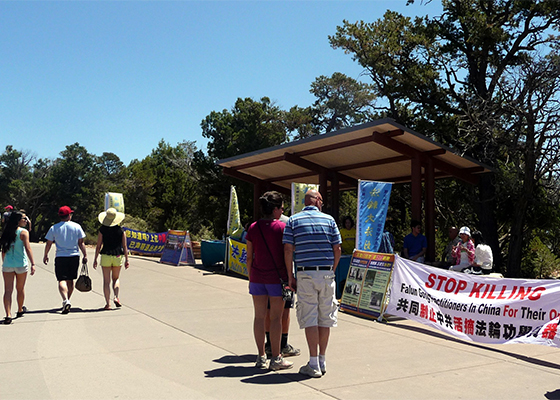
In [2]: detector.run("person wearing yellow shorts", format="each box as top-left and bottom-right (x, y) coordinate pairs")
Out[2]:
(92, 208), (129, 310)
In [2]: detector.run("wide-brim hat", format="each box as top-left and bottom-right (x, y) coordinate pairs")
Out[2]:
(459, 226), (471, 236)
(98, 208), (125, 227)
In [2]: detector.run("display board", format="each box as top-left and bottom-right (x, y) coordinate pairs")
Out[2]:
(340, 250), (394, 318)
(160, 230), (195, 266)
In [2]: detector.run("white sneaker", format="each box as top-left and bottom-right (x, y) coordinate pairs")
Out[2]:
(255, 355), (267, 369)
(269, 356), (293, 371)
(62, 300), (71, 314)
(299, 363), (322, 378)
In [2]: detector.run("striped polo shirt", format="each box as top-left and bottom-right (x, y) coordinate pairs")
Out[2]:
(283, 206), (341, 267)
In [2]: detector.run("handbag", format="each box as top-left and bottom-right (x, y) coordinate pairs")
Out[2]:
(75, 260), (92, 292)
(256, 221), (294, 302)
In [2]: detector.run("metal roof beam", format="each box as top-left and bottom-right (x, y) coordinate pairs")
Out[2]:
(221, 167), (290, 195)
(283, 152), (358, 186)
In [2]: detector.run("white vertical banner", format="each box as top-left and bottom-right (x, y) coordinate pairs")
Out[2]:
(291, 182), (319, 215)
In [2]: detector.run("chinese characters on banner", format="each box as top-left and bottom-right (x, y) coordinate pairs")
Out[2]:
(123, 227), (167, 255)
(340, 250), (394, 318)
(387, 256), (560, 347)
(356, 180), (392, 252)
(291, 183), (319, 215)
(227, 186), (244, 240)
(226, 237), (248, 277)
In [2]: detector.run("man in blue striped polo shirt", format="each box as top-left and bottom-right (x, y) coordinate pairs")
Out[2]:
(283, 190), (341, 378)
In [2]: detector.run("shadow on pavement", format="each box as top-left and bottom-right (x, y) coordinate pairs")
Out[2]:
(545, 389), (560, 399)
(204, 365), (271, 378)
(213, 354), (255, 364)
(389, 322), (560, 370)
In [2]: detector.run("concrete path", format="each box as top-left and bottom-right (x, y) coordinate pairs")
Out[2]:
(1, 243), (560, 399)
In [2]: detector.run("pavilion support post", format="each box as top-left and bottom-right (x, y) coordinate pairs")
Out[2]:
(425, 158), (436, 262)
(253, 181), (262, 221)
(331, 172), (340, 223)
(319, 172), (328, 207)
(411, 155), (423, 222)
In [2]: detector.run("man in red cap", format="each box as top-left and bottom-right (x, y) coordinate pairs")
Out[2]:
(43, 206), (88, 314)
(2, 205), (14, 227)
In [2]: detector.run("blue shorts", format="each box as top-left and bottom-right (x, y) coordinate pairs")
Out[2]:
(249, 282), (283, 297)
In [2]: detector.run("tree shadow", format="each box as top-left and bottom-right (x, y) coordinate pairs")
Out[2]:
(388, 322), (560, 370)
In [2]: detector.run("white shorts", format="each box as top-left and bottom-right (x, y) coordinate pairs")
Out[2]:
(295, 270), (338, 329)
(2, 266), (29, 274)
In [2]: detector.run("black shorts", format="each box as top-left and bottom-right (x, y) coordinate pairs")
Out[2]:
(55, 256), (80, 281)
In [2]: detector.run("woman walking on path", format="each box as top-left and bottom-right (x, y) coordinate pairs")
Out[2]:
(92, 208), (129, 310)
(1, 211), (35, 324)
(246, 191), (293, 371)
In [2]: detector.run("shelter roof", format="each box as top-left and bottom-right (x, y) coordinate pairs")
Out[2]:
(217, 118), (492, 190)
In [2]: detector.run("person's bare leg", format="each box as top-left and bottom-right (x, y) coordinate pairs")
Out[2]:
(112, 266), (122, 305)
(15, 272), (28, 313)
(252, 295), (268, 356)
(3, 272), (15, 318)
(268, 297), (284, 358)
(102, 267), (112, 309)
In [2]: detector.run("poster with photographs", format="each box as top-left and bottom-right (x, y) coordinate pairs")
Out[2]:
(340, 250), (394, 318)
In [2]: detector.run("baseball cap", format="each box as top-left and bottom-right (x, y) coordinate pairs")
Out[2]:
(58, 206), (74, 217)
(4, 205), (13, 210)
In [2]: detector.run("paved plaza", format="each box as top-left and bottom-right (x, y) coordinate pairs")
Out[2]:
(1, 243), (560, 399)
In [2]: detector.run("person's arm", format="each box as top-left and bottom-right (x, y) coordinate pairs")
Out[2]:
(246, 239), (253, 277)
(78, 238), (88, 262)
(43, 240), (53, 265)
(332, 243), (341, 272)
(403, 247), (409, 259)
(20, 229), (36, 275)
(284, 243), (296, 292)
(93, 232), (103, 269)
(121, 231), (130, 269)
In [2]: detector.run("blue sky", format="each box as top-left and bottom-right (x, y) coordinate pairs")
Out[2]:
(1, 1), (442, 165)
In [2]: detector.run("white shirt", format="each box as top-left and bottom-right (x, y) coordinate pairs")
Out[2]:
(475, 244), (493, 270)
(45, 221), (86, 257)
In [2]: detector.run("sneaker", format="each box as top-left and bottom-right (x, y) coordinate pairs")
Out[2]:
(281, 343), (301, 357)
(264, 343), (272, 358)
(255, 355), (268, 369)
(269, 356), (293, 371)
(320, 365), (327, 375)
(299, 363), (322, 378)
(62, 300), (71, 314)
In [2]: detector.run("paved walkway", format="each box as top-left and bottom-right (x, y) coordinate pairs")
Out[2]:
(1, 243), (560, 399)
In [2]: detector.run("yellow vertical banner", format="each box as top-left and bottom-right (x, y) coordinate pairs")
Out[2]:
(227, 186), (243, 240)
(291, 183), (320, 215)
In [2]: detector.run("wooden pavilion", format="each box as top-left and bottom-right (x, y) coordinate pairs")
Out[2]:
(217, 118), (492, 262)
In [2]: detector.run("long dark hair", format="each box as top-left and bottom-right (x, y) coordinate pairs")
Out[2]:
(259, 191), (283, 217)
(0, 211), (23, 253)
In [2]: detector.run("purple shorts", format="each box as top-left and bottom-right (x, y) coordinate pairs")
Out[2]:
(249, 282), (283, 297)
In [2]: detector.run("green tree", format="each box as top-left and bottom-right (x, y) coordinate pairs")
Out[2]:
(196, 97), (290, 237)
(330, 0), (560, 276)
(310, 72), (376, 133)
(46, 143), (103, 234)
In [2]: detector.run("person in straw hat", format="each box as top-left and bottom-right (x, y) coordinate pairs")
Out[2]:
(93, 208), (129, 310)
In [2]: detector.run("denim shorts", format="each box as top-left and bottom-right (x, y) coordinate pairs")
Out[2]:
(249, 282), (283, 297)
